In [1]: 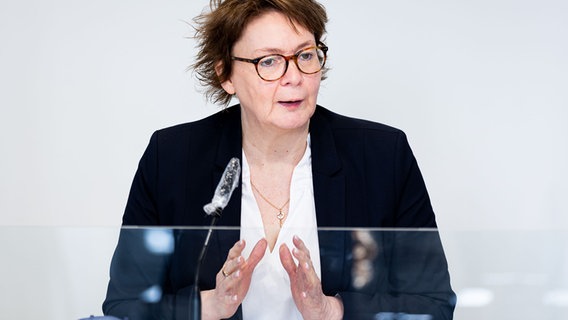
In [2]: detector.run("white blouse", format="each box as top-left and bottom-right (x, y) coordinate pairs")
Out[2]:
(240, 137), (321, 320)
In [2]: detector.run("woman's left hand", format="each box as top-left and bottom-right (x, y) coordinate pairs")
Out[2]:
(279, 235), (344, 320)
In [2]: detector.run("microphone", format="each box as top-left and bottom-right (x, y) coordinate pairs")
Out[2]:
(190, 157), (241, 320)
(203, 157), (241, 216)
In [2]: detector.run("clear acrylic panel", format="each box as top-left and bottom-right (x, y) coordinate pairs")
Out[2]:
(1, 227), (567, 319)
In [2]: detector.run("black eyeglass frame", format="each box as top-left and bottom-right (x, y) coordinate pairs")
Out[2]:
(231, 43), (328, 81)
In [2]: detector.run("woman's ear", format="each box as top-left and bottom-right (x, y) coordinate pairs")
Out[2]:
(216, 61), (235, 95)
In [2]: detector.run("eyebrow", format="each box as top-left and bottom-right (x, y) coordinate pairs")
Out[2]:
(253, 40), (315, 56)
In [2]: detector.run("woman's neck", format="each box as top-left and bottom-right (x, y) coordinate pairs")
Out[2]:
(242, 122), (309, 168)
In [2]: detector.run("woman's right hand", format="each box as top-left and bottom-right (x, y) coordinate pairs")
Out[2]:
(201, 238), (267, 320)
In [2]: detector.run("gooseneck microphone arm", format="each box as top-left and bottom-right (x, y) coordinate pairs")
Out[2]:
(190, 158), (241, 320)
(190, 209), (221, 320)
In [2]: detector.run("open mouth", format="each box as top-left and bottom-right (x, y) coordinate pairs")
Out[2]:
(279, 100), (303, 107)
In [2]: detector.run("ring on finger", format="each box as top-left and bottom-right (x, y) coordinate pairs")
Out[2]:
(222, 268), (230, 277)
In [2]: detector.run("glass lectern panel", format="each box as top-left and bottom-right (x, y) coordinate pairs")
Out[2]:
(2, 227), (568, 319)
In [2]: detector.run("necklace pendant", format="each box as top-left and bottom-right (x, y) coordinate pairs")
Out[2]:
(277, 210), (285, 228)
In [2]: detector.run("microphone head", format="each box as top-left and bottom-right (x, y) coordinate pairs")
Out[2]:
(203, 157), (241, 216)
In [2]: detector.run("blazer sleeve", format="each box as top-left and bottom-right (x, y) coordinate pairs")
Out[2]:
(392, 132), (437, 228)
(121, 132), (160, 226)
(103, 132), (198, 320)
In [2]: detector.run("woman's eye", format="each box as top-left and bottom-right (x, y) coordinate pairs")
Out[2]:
(259, 57), (278, 68)
(299, 52), (314, 61)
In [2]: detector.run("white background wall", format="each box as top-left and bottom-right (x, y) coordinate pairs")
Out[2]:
(1, 0), (567, 230)
(1, 1), (567, 318)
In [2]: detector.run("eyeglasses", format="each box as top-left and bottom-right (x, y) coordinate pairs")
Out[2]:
(231, 43), (328, 81)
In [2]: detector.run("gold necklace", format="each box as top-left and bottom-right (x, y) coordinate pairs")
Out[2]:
(250, 180), (290, 227)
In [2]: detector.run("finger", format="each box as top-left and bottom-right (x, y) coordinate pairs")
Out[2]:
(245, 238), (267, 269)
(282, 244), (312, 301)
(221, 255), (244, 278)
(290, 238), (321, 288)
(292, 235), (319, 276)
(279, 243), (297, 275)
(292, 247), (312, 273)
(227, 239), (245, 260)
(291, 262), (322, 303)
(219, 240), (245, 279)
(292, 235), (311, 259)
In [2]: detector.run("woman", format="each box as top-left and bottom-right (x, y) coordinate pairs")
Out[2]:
(104, 0), (455, 319)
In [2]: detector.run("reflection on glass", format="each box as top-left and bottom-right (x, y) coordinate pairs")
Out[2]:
(103, 228), (455, 319)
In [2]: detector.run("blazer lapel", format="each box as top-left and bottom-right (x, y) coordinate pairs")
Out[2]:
(310, 106), (346, 227)
(213, 106), (243, 227)
(310, 106), (348, 295)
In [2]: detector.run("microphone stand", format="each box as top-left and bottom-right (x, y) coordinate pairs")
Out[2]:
(190, 207), (222, 320)
(189, 157), (240, 320)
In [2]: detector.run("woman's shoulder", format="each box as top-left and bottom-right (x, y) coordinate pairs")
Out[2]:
(313, 105), (404, 136)
(148, 105), (240, 142)
(138, 105), (241, 165)
(156, 105), (240, 136)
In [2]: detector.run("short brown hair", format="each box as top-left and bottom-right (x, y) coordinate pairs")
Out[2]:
(192, 0), (328, 106)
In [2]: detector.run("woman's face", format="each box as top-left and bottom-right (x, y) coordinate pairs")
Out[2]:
(221, 11), (322, 133)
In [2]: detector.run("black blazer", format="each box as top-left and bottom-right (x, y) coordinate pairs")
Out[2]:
(104, 105), (455, 319)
